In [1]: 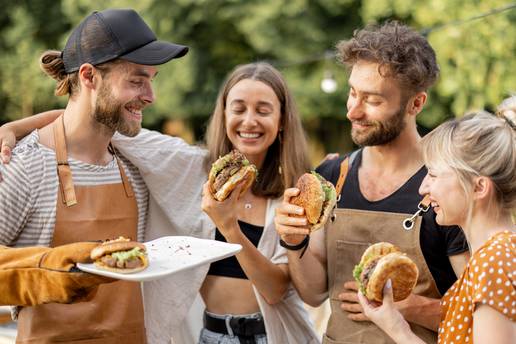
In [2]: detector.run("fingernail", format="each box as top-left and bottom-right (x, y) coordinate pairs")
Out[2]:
(386, 279), (392, 289)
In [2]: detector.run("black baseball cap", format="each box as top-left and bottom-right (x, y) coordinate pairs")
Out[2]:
(62, 9), (189, 73)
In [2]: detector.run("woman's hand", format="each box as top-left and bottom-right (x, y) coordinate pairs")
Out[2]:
(357, 280), (423, 344)
(0, 124), (16, 164)
(201, 181), (243, 239)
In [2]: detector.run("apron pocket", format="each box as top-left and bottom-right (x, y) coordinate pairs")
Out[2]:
(330, 240), (371, 300)
(323, 332), (357, 344)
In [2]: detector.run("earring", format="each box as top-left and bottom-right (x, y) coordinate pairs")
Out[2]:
(278, 164), (282, 175)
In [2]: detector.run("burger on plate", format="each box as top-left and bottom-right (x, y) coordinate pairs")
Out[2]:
(90, 237), (148, 274)
(353, 242), (418, 302)
(208, 150), (257, 201)
(290, 172), (337, 232)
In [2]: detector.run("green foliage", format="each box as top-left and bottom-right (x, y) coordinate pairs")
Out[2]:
(0, 0), (514, 157)
(361, 0), (516, 126)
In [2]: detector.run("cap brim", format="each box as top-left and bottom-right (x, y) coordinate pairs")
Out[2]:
(120, 40), (189, 65)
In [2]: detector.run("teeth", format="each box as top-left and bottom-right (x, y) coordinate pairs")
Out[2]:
(127, 108), (142, 116)
(239, 132), (260, 138)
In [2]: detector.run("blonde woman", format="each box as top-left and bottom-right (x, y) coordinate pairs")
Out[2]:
(357, 101), (516, 343)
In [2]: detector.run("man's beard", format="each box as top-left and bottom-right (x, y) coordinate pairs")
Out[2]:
(93, 83), (142, 137)
(351, 107), (406, 146)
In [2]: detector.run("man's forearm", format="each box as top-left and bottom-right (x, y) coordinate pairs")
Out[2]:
(287, 247), (328, 307)
(397, 294), (441, 331)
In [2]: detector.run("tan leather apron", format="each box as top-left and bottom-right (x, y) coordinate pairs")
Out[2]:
(16, 116), (146, 344)
(323, 157), (440, 344)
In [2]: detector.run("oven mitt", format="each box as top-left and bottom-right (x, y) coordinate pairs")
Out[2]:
(0, 242), (114, 306)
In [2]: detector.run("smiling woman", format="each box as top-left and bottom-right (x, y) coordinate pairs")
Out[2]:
(198, 62), (317, 344)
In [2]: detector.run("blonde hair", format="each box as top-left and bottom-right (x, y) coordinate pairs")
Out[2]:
(422, 102), (516, 222)
(206, 62), (311, 198)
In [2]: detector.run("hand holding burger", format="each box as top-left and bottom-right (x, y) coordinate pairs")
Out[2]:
(208, 150), (257, 201)
(90, 237), (148, 274)
(353, 242), (418, 302)
(289, 172), (337, 232)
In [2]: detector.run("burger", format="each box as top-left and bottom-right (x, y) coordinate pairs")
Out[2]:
(90, 237), (148, 274)
(208, 150), (258, 201)
(290, 172), (337, 232)
(353, 242), (418, 302)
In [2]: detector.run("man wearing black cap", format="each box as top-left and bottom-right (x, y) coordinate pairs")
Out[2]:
(0, 8), (187, 343)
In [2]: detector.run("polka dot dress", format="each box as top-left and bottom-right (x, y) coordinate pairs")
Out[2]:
(439, 231), (515, 343)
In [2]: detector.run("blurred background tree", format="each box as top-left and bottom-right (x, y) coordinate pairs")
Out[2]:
(0, 0), (514, 164)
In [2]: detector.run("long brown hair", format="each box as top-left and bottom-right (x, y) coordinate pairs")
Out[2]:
(206, 62), (311, 198)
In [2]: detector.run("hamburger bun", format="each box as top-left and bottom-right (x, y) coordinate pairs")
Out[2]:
(353, 242), (418, 302)
(290, 172), (337, 232)
(91, 237), (148, 274)
(208, 150), (257, 201)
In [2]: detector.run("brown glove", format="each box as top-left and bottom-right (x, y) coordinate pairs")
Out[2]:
(0, 242), (114, 306)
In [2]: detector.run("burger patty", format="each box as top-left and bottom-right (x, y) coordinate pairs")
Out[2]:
(213, 162), (241, 191)
(360, 257), (381, 288)
(100, 255), (143, 269)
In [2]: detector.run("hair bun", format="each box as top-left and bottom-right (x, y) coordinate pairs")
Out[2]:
(497, 96), (516, 131)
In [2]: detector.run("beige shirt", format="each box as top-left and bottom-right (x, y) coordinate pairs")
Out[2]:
(113, 129), (319, 344)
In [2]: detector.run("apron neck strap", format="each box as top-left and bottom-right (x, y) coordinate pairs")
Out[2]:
(53, 115), (77, 207)
(52, 117), (134, 205)
(335, 157), (350, 200)
(420, 194), (431, 208)
(110, 144), (134, 198)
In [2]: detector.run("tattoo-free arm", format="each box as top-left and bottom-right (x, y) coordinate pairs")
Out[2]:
(4, 110), (63, 140)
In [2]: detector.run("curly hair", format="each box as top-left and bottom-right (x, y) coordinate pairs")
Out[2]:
(337, 21), (439, 94)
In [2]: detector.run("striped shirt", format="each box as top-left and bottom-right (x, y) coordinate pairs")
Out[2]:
(0, 130), (148, 247)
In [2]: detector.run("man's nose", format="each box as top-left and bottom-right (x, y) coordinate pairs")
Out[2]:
(141, 84), (155, 104)
(346, 98), (363, 121)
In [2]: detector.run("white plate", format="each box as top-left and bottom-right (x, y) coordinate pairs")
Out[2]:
(77, 236), (242, 282)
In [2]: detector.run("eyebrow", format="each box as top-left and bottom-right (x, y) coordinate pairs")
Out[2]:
(229, 99), (274, 107)
(131, 69), (158, 79)
(348, 83), (385, 97)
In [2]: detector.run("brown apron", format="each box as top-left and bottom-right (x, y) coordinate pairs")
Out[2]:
(16, 116), (146, 343)
(323, 157), (440, 344)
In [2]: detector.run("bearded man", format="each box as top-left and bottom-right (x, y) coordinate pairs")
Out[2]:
(274, 22), (470, 344)
(0, 8), (187, 343)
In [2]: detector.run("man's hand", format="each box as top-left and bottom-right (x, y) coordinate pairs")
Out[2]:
(339, 281), (370, 321)
(274, 187), (310, 245)
(0, 242), (114, 306)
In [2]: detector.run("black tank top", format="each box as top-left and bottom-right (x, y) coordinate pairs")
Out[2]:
(207, 220), (264, 279)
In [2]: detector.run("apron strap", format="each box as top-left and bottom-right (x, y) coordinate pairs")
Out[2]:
(110, 144), (134, 198)
(335, 157), (350, 200)
(334, 150), (359, 201)
(420, 194), (431, 208)
(402, 194), (432, 230)
(53, 116), (77, 207)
